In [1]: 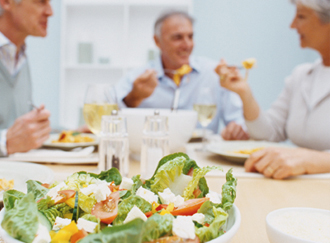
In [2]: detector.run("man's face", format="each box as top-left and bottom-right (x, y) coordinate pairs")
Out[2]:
(155, 15), (194, 70)
(10, 0), (53, 37)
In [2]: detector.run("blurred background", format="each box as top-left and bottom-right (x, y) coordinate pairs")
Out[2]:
(26, 0), (318, 129)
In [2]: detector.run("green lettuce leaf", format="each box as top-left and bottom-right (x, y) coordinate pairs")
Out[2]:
(26, 180), (49, 202)
(1, 193), (39, 243)
(182, 159), (199, 174)
(113, 195), (152, 225)
(37, 196), (54, 211)
(95, 168), (122, 185)
(148, 156), (186, 195)
(183, 166), (223, 200)
(78, 168), (122, 185)
(151, 152), (190, 177)
(142, 214), (174, 242)
(131, 175), (143, 194)
(195, 206), (228, 243)
(79, 218), (145, 243)
(220, 169), (237, 211)
(2, 190), (25, 211)
(40, 203), (72, 225)
(65, 172), (100, 190)
(78, 192), (97, 213)
(197, 200), (219, 224)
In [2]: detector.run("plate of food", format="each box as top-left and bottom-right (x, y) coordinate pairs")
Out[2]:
(207, 140), (294, 164)
(43, 131), (99, 150)
(0, 161), (54, 201)
(0, 153), (240, 243)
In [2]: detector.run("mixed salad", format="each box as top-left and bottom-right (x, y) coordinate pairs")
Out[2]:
(0, 153), (237, 243)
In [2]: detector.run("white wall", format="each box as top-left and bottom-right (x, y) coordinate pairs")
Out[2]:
(27, 0), (319, 128)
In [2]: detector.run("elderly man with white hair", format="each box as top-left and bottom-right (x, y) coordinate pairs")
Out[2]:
(115, 10), (249, 140)
(0, 0), (53, 156)
(216, 0), (330, 179)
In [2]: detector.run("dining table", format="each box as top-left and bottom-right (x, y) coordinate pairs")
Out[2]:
(1, 142), (330, 243)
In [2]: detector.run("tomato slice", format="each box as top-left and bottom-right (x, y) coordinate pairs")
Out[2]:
(54, 190), (76, 204)
(70, 229), (88, 243)
(109, 182), (119, 192)
(171, 197), (209, 216)
(91, 191), (120, 224)
(41, 183), (50, 189)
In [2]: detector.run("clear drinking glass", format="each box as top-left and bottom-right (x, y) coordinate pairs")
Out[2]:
(193, 87), (217, 151)
(98, 110), (129, 176)
(140, 111), (169, 179)
(83, 84), (119, 135)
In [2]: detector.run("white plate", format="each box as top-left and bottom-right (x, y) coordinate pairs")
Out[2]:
(43, 133), (99, 149)
(0, 161), (54, 201)
(207, 140), (294, 164)
(191, 128), (213, 139)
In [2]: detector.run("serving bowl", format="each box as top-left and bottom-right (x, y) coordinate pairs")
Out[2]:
(266, 207), (330, 243)
(0, 204), (240, 243)
(121, 108), (198, 154)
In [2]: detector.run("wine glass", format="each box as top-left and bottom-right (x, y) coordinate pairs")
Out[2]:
(193, 87), (217, 151)
(83, 84), (119, 135)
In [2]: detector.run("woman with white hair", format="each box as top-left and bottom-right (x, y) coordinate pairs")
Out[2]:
(215, 0), (330, 179)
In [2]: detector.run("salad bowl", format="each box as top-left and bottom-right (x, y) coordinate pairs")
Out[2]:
(0, 153), (240, 243)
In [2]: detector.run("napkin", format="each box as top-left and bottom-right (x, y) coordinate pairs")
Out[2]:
(4, 146), (98, 164)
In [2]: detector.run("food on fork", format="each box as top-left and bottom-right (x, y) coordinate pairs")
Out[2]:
(241, 58), (256, 69)
(173, 64), (192, 86)
(52, 131), (95, 143)
(0, 153), (237, 243)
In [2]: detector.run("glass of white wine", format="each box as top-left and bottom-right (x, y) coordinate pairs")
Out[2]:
(83, 84), (119, 135)
(193, 87), (217, 151)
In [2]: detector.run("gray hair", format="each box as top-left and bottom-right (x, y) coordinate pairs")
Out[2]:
(290, 0), (330, 23)
(0, 0), (22, 16)
(154, 10), (194, 38)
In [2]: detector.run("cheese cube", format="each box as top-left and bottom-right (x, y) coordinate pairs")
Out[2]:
(136, 187), (158, 204)
(80, 184), (97, 196)
(172, 216), (196, 240)
(206, 191), (221, 204)
(123, 205), (147, 224)
(46, 182), (66, 200)
(93, 182), (111, 202)
(158, 188), (184, 207)
(119, 177), (134, 190)
(52, 216), (71, 231)
(77, 218), (97, 233)
(191, 213), (205, 225)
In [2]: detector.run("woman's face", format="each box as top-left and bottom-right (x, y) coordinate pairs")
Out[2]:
(290, 5), (330, 51)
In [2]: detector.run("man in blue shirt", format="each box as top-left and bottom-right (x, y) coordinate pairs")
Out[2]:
(116, 10), (248, 139)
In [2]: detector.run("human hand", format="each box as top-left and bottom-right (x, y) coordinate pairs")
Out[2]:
(214, 59), (250, 96)
(6, 105), (51, 154)
(244, 147), (308, 179)
(221, 121), (249, 140)
(76, 124), (91, 133)
(124, 69), (158, 107)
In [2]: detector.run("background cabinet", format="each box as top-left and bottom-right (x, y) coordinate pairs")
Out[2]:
(59, 0), (193, 128)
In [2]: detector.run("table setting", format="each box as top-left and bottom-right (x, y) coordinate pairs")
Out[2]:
(1, 85), (330, 243)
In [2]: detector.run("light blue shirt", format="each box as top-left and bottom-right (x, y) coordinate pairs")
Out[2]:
(115, 56), (245, 133)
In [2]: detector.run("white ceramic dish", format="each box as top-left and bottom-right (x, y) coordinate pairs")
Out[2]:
(43, 133), (99, 150)
(0, 161), (54, 201)
(207, 140), (294, 164)
(266, 207), (330, 243)
(121, 108), (198, 154)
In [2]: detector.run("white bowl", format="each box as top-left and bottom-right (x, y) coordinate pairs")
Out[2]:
(121, 108), (198, 154)
(266, 207), (330, 243)
(207, 204), (241, 243)
(0, 204), (240, 243)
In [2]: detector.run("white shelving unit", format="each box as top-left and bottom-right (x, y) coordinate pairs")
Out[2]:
(59, 0), (193, 128)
